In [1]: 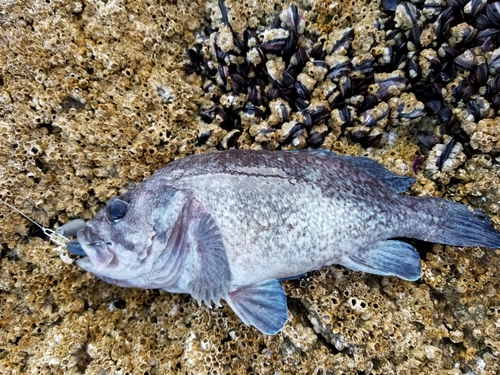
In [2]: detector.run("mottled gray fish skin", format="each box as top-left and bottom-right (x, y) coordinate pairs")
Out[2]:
(69, 150), (500, 334)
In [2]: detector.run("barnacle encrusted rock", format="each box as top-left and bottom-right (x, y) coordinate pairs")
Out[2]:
(1, 0), (500, 374)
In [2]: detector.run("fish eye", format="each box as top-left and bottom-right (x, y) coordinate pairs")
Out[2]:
(106, 199), (129, 223)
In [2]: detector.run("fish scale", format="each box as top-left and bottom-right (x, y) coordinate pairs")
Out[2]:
(67, 150), (500, 335)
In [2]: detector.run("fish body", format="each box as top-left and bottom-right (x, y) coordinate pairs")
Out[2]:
(69, 150), (500, 334)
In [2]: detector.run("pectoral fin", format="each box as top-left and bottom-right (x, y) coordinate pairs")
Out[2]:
(342, 240), (421, 281)
(226, 279), (288, 335)
(188, 212), (232, 306)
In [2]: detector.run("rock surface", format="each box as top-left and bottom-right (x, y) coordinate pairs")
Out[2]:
(0, 0), (499, 374)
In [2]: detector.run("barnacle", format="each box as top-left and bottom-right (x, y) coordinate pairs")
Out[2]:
(1, 0), (500, 374)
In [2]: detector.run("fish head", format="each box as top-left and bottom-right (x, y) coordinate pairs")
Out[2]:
(69, 186), (188, 284)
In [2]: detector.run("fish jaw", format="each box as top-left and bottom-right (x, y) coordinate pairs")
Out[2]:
(75, 228), (114, 272)
(74, 224), (156, 280)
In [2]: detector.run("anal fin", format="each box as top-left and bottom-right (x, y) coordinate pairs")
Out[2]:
(226, 279), (288, 335)
(341, 240), (421, 281)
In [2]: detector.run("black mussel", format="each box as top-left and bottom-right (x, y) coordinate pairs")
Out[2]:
(352, 56), (375, 75)
(280, 103), (290, 123)
(470, 63), (488, 88)
(339, 76), (353, 97)
(486, 2), (500, 26)
(436, 137), (456, 170)
(302, 110), (313, 128)
(291, 46), (309, 66)
(197, 130), (213, 145)
(247, 83), (263, 106)
(282, 32), (297, 61)
(466, 99), (484, 122)
(447, 0), (466, 7)
(215, 106), (235, 129)
(382, 0), (400, 11)
(230, 73), (247, 93)
(312, 60), (329, 70)
(184, 62), (200, 75)
(406, 58), (421, 80)
(413, 81), (443, 101)
(417, 131), (439, 149)
(440, 45), (459, 59)
(339, 106), (354, 127)
(327, 61), (353, 80)
(293, 98), (309, 111)
(288, 4), (300, 34)
(351, 129), (383, 148)
(425, 100), (443, 115)
(201, 105), (219, 122)
(400, 2), (420, 24)
(222, 129), (241, 149)
(309, 131), (327, 148)
(488, 74), (500, 95)
(243, 28), (258, 48)
(294, 81), (310, 99)
(260, 39), (287, 55)
(436, 7), (462, 40)
(453, 50), (477, 72)
(439, 110), (460, 135)
(218, 0), (231, 28)
(283, 122), (304, 143)
(475, 13), (491, 31)
(481, 35), (496, 52)
(470, 0), (488, 18)
(452, 80), (475, 101)
(438, 107), (453, 123)
(374, 77), (408, 100)
(244, 103), (264, 117)
(409, 24), (422, 48)
(282, 72), (295, 88)
(397, 105), (426, 119)
(216, 66), (230, 87)
(354, 76), (374, 95)
(310, 44), (326, 60)
(360, 108), (390, 127)
(268, 86), (280, 101)
(491, 93), (500, 111)
(358, 94), (379, 112)
(213, 38), (228, 64)
(284, 64), (302, 80)
(309, 106), (331, 126)
(186, 43), (203, 63)
(438, 61), (456, 83)
(331, 28), (354, 53)
(490, 49), (500, 72)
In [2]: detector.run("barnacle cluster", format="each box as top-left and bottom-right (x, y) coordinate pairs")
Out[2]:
(0, 0), (500, 374)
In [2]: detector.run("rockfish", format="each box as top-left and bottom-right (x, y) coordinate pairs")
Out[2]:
(67, 150), (500, 334)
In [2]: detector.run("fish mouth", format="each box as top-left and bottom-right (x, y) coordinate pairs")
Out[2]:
(67, 228), (115, 273)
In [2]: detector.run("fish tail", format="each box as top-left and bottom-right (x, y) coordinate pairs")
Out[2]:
(414, 197), (500, 248)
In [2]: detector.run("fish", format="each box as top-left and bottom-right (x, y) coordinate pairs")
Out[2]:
(66, 150), (500, 335)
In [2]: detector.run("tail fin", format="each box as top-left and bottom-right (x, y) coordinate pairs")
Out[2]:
(418, 197), (500, 248)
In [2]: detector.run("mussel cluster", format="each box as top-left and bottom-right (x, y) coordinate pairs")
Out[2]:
(185, 0), (500, 167)
(383, 0), (500, 168)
